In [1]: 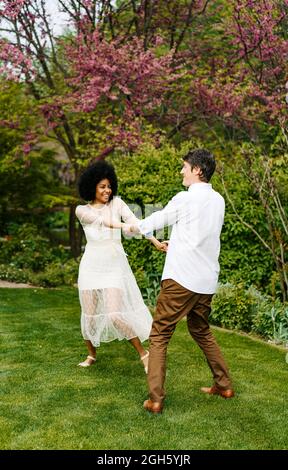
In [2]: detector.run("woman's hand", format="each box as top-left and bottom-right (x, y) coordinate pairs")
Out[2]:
(151, 238), (169, 252)
(102, 217), (122, 229)
(121, 223), (139, 235)
(161, 240), (169, 251)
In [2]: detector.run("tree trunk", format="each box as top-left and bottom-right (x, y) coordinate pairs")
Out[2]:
(69, 204), (83, 258)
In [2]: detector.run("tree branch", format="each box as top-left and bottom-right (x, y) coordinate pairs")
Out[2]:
(220, 171), (282, 263)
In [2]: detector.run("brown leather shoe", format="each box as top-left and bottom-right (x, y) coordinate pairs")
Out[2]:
(201, 385), (235, 399)
(143, 399), (163, 414)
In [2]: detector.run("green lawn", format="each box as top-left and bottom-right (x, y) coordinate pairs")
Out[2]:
(0, 287), (287, 450)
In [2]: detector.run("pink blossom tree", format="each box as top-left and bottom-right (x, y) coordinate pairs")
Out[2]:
(0, 0), (175, 255)
(186, 0), (288, 139)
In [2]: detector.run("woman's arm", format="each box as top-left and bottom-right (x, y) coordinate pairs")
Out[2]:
(75, 205), (98, 225)
(148, 236), (168, 252)
(104, 199), (167, 251)
(103, 198), (137, 229)
(104, 220), (167, 252)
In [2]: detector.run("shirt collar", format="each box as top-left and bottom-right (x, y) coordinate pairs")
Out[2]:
(188, 183), (212, 192)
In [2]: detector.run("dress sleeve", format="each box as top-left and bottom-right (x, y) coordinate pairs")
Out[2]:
(119, 199), (139, 225)
(75, 205), (98, 226)
(118, 198), (152, 239)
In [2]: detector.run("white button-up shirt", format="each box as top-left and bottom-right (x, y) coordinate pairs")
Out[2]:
(138, 183), (225, 294)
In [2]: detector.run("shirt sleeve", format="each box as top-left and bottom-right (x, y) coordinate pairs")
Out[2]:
(119, 198), (153, 239)
(138, 192), (185, 236)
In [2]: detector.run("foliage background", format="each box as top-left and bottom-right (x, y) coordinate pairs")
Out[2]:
(0, 0), (287, 341)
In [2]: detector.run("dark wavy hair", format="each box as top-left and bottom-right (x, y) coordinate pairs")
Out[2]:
(78, 161), (118, 202)
(182, 149), (216, 182)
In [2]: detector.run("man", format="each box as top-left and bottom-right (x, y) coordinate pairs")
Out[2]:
(128, 148), (234, 414)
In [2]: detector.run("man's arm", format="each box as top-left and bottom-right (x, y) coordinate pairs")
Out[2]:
(137, 193), (184, 236)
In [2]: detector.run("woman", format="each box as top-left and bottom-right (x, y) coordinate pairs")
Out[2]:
(76, 160), (165, 373)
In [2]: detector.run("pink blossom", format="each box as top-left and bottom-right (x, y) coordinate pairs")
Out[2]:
(0, 0), (25, 19)
(22, 142), (32, 154)
(0, 40), (33, 79)
(0, 119), (19, 129)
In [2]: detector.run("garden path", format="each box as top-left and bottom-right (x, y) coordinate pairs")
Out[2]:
(0, 281), (35, 288)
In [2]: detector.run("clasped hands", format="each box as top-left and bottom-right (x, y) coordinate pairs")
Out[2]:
(120, 224), (168, 252)
(152, 239), (169, 253)
(102, 219), (137, 234)
(103, 218), (168, 253)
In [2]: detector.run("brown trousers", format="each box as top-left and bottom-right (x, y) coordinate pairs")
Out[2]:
(148, 279), (232, 403)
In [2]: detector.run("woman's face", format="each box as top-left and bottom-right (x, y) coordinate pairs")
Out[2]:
(95, 178), (112, 204)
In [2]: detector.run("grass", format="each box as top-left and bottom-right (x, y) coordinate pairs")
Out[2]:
(0, 287), (287, 450)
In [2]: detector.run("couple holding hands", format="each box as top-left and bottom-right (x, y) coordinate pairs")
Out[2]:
(75, 149), (234, 415)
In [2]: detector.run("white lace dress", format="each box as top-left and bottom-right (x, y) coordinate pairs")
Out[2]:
(75, 196), (152, 347)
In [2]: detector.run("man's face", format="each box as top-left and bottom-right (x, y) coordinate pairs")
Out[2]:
(180, 161), (196, 187)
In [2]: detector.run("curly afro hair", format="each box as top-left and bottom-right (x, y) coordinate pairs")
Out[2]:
(78, 161), (118, 202)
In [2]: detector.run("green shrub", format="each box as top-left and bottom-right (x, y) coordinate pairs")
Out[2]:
(111, 142), (189, 208)
(140, 272), (161, 309)
(1, 141), (286, 304)
(212, 150), (276, 295)
(211, 283), (288, 346)
(0, 263), (30, 283)
(122, 237), (165, 296)
(29, 258), (79, 287)
(0, 223), (68, 272)
(251, 292), (288, 345)
(112, 141), (197, 302)
(62, 258), (79, 286)
(211, 283), (254, 331)
(0, 256), (79, 288)
(110, 141), (285, 298)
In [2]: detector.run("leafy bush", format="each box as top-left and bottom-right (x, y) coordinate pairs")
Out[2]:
(212, 149), (277, 295)
(111, 142), (189, 208)
(0, 223), (68, 272)
(211, 283), (288, 346)
(0, 222), (78, 287)
(122, 237), (165, 293)
(111, 141), (285, 298)
(251, 289), (288, 345)
(112, 141), (196, 299)
(211, 283), (254, 331)
(140, 272), (161, 309)
(0, 263), (30, 283)
(29, 261), (66, 287)
(0, 257), (79, 288)
(1, 140), (286, 308)
(29, 258), (79, 287)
